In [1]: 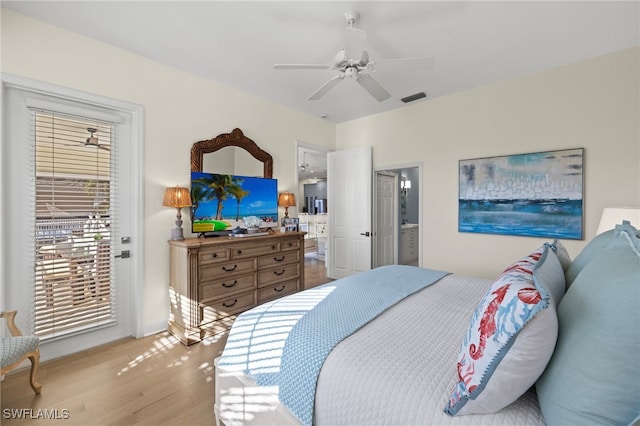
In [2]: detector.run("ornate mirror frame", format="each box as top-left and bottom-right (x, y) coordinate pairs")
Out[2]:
(190, 128), (273, 178)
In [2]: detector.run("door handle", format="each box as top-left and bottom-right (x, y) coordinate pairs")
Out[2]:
(360, 232), (371, 237)
(115, 250), (130, 258)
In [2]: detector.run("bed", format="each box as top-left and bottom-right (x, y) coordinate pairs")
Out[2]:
(214, 221), (640, 426)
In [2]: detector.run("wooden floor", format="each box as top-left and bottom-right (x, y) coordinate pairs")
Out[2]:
(1, 256), (330, 425)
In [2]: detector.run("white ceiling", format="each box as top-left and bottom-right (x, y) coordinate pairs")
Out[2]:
(3, 1), (639, 124)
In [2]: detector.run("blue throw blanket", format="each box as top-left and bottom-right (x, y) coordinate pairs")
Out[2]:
(217, 265), (449, 425)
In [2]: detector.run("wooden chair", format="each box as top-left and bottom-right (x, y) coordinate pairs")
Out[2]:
(1, 310), (42, 394)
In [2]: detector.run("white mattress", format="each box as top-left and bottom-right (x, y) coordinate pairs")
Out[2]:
(216, 273), (546, 426)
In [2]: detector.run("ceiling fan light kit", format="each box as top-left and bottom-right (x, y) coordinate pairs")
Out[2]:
(85, 127), (110, 151)
(86, 127), (99, 146)
(274, 11), (434, 103)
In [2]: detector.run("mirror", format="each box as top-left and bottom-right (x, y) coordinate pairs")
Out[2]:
(191, 128), (273, 177)
(202, 147), (265, 176)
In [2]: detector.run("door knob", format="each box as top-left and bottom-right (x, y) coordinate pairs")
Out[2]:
(360, 232), (371, 237)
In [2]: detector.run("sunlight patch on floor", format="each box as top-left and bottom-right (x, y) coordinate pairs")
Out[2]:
(117, 333), (183, 375)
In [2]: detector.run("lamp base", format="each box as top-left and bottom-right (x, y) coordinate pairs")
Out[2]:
(170, 215), (185, 240)
(170, 227), (185, 241)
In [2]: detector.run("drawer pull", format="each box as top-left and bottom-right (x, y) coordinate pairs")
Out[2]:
(211, 253), (218, 258)
(221, 280), (237, 288)
(222, 264), (238, 272)
(272, 245), (276, 249)
(274, 285), (285, 292)
(222, 299), (238, 308)
(273, 269), (286, 276)
(237, 250), (242, 255)
(274, 255), (286, 262)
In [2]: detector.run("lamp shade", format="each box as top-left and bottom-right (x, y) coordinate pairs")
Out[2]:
(278, 192), (296, 207)
(596, 207), (640, 235)
(163, 186), (192, 208)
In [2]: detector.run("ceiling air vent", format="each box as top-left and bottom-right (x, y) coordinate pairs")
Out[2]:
(400, 92), (427, 103)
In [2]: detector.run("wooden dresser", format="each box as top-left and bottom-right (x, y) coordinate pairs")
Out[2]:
(168, 231), (305, 345)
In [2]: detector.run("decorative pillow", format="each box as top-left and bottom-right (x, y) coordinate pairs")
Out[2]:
(550, 239), (571, 273)
(536, 223), (640, 425)
(445, 244), (563, 416)
(535, 244), (566, 306)
(564, 228), (615, 286)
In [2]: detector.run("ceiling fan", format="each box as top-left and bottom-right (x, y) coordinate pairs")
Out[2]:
(85, 127), (110, 151)
(274, 11), (435, 102)
(299, 152), (310, 171)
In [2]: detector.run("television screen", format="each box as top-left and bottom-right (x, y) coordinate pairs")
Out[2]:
(190, 171), (278, 234)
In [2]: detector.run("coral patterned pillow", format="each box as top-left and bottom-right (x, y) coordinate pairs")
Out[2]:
(445, 244), (562, 416)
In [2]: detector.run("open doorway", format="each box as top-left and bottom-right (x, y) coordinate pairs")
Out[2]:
(373, 164), (421, 268)
(295, 141), (332, 287)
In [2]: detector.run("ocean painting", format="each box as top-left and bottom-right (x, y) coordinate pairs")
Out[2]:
(459, 148), (583, 239)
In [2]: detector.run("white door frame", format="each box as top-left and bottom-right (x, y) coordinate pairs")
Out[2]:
(374, 162), (423, 267)
(1, 73), (145, 359)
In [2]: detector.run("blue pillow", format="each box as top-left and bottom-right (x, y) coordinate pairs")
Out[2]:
(536, 224), (640, 425)
(564, 229), (614, 286)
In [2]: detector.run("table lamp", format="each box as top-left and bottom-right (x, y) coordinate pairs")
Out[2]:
(163, 186), (192, 240)
(596, 206), (640, 235)
(278, 192), (296, 219)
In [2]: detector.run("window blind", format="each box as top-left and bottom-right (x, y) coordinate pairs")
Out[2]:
(30, 109), (118, 340)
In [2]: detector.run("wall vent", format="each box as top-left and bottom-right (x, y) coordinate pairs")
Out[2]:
(400, 92), (427, 103)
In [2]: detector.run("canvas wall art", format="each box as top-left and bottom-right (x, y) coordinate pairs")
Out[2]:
(459, 148), (584, 239)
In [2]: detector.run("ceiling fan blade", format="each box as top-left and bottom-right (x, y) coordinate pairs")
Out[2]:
(308, 74), (344, 100)
(356, 73), (391, 102)
(274, 64), (331, 70)
(344, 27), (367, 61)
(369, 56), (435, 72)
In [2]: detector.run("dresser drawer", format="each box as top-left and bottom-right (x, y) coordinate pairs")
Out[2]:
(200, 272), (256, 302)
(258, 250), (300, 269)
(200, 258), (255, 280)
(199, 247), (231, 265)
(280, 238), (301, 252)
(258, 263), (300, 287)
(230, 241), (279, 259)
(258, 279), (299, 304)
(200, 290), (256, 324)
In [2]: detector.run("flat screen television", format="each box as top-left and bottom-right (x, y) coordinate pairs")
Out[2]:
(190, 171), (278, 235)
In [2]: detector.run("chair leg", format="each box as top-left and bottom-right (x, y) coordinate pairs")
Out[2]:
(28, 350), (42, 394)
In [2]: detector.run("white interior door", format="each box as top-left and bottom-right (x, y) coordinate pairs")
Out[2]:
(327, 146), (372, 279)
(374, 172), (398, 267)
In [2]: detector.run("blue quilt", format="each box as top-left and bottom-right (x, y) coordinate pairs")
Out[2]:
(217, 265), (449, 425)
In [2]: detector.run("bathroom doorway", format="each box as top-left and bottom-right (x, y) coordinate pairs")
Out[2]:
(373, 164), (421, 267)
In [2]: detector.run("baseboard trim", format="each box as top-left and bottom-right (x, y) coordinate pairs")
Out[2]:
(141, 319), (168, 337)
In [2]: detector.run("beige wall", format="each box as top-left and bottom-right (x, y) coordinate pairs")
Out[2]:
(3, 8), (639, 332)
(337, 47), (640, 278)
(1, 9), (335, 329)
